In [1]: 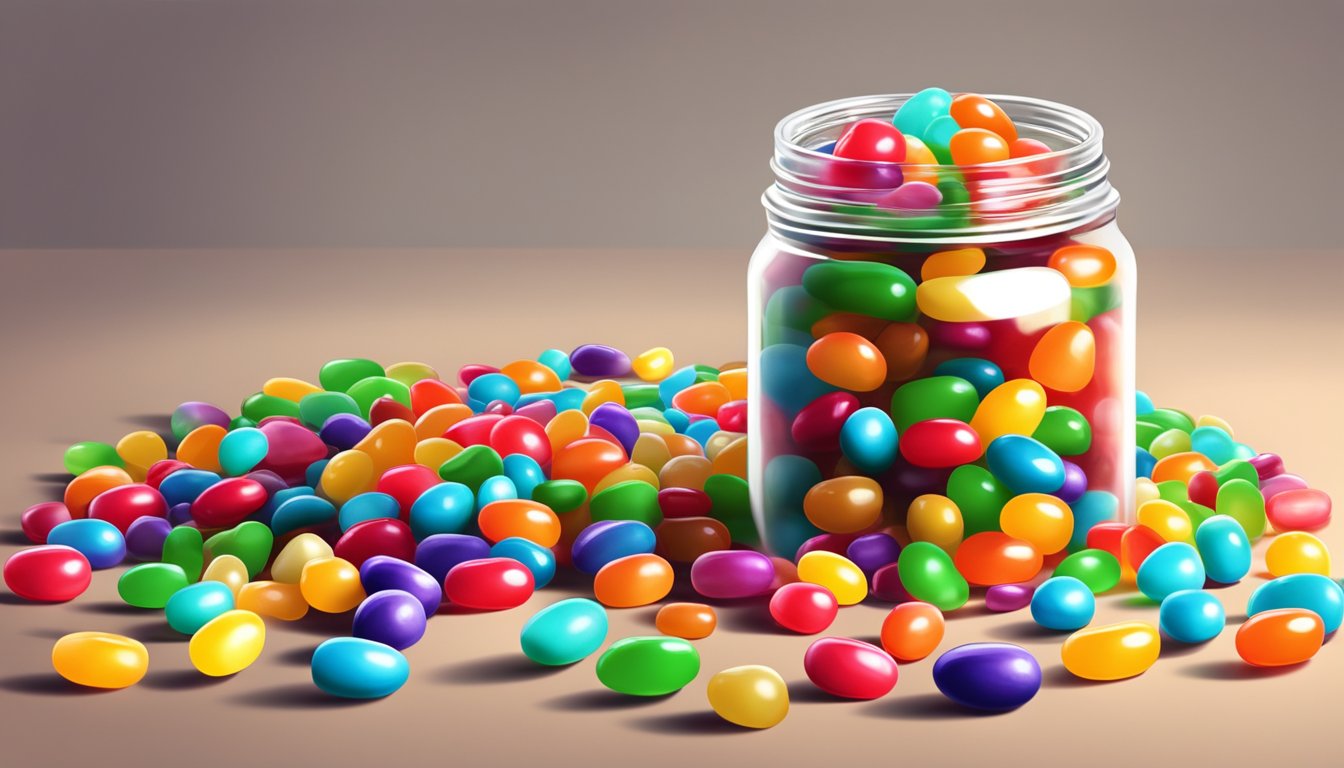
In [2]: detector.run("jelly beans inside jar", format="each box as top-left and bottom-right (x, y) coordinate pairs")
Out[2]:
(749, 92), (1135, 559)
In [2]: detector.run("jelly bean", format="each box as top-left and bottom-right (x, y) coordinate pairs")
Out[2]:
(985, 583), (1035, 613)
(628, 347), (674, 382)
(187, 609), (265, 676)
(1136, 542), (1205, 602)
(49, 631), (149, 691)
(569, 344), (632, 378)
(300, 557), (366, 613)
(790, 392), (859, 451)
(595, 463), (660, 495)
(445, 557), (534, 610)
(797, 551), (867, 606)
(474, 499), (560, 548)
(1266, 488), (1331, 532)
(407, 482), (475, 540)
(165, 581), (236, 634)
(769, 582), (839, 634)
(86, 482), (168, 535)
(1069, 492), (1119, 552)
(917, 268), (1070, 323)
(1235, 609), (1325, 667)
(124, 516), (172, 561)
(588, 480), (661, 528)
(267, 533), (331, 584)
(803, 637), (898, 700)
(1260, 473), (1309, 502)
(837, 407), (899, 474)
(415, 533), (490, 585)
(47, 519), (125, 570)
(1030, 321), (1094, 389)
(706, 665), (790, 730)
(933, 643), (1042, 713)
(568, 520), (655, 574)
(845, 532), (901, 575)
(312, 637), (409, 699)
(467, 373), (521, 408)
(490, 537), (556, 588)
(1158, 589), (1224, 644)
(833, 117), (907, 166)
(870, 562), (911, 603)
(521, 598), (609, 665)
(804, 332), (887, 392)
(1247, 573), (1344, 633)
(1136, 499), (1193, 543)
(203, 521), (273, 578)
(1052, 549), (1120, 594)
(1193, 514), (1252, 585)
(189, 478), (267, 529)
(969, 379), (1047, 446)
(158, 527), (202, 584)
(433, 444), (503, 494)
(1032, 406), (1092, 457)
(21, 501), (72, 544)
(1150, 451), (1215, 487)
(64, 441), (125, 476)
(1061, 621), (1159, 681)
(114, 562), (186, 608)
(1120, 524), (1166, 576)
(1265, 532), (1331, 577)
(999, 493), (1073, 554)
(496, 359), (561, 395)
(316, 358), (381, 393)
(881, 601), (945, 662)
(907, 494), (964, 552)
(899, 419), (982, 468)
(1030, 576), (1095, 631)
(986, 436), (1065, 495)
(237, 581), (309, 621)
(953, 532), (1042, 586)
(866, 322), (926, 382)
(1135, 448), (1156, 479)
(355, 556), (439, 617)
(893, 87), (952, 137)
(4, 545), (92, 602)
(802, 261), (917, 322)
(949, 127), (1009, 165)
(1047, 244), (1116, 287)
(898, 541), (969, 611)
(947, 94), (1017, 141)
(551, 438), (627, 494)
(1216, 478), (1267, 540)
(593, 553), (674, 608)
(878, 180), (942, 210)
(684, 550), (772, 600)
(353, 590), (427, 650)
(596, 636), (700, 697)
(201, 554), (249, 597)
(587, 404), (638, 456)
(946, 464), (1012, 536)
(213, 428), (267, 477)
(800, 476), (881, 535)
(891, 377), (978, 433)
(655, 602), (717, 640)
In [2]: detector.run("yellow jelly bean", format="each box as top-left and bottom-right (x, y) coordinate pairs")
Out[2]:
(719, 367), (749, 401)
(189, 610), (265, 677)
(1061, 621), (1159, 681)
(916, 267), (1071, 324)
(237, 580), (310, 621)
(1148, 428), (1192, 460)
(632, 347), (676, 381)
(921, 248), (986, 281)
(176, 424), (226, 473)
(907, 494), (964, 552)
(1136, 499), (1193, 543)
(52, 632), (148, 689)
(631, 433), (672, 474)
(593, 464), (660, 494)
(202, 554), (249, 597)
(385, 361), (440, 388)
(1028, 321), (1096, 393)
(115, 431), (168, 481)
(969, 379), (1047, 445)
(704, 431), (739, 461)
(299, 556), (366, 613)
(414, 403), (473, 441)
(901, 135), (939, 184)
(1265, 532), (1331, 577)
(415, 437), (463, 470)
(999, 493), (1073, 555)
(803, 476), (883, 534)
(546, 408), (590, 453)
(270, 533), (334, 583)
(262, 377), (323, 402)
(1046, 244), (1116, 288)
(636, 419), (674, 437)
(711, 436), (748, 480)
(1194, 414), (1234, 437)
(354, 419), (417, 475)
(659, 455), (713, 491)
(1134, 478), (1160, 507)
(581, 380), (625, 415)
(706, 665), (789, 729)
(797, 551), (867, 605)
(319, 449), (376, 503)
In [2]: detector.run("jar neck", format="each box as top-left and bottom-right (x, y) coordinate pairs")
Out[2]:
(764, 93), (1120, 245)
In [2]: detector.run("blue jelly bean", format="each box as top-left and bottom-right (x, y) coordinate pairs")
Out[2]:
(415, 533), (491, 584)
(359, 555), (442, 616)
(685, 418), (720, 449)
(537, 349), (572, 380)
(1194, 514), (1251, 584)
(551, 388), (586, 412)
(164, 581), (235, 635)
(1190, 426), (1235, 466)
(467, 373), (521, 407)
(1158, 589), (1225, 644)
(311, 637), (409, 699)
(319, 413), (371, 450)
(1135, 447), (1156, 479)
(1247, 573), (1344, 634)
(986, 435), (1065, 494)
(254, 485), (315, 527)
(159, 469), (221, 506)
(760, 345), (834, 415)
(270, 495), (337, 537)
(304, 459), (329, 489)
(1067, 491), (1119, 552)
(664, 408), (691, 434)
(1136, 542), (1205, 602)
(814, 140), (836, 154)
(894, 86), (953, 137)
(589, 403), (639, 455)
(658, 366), (698, 408)
(409, 482), (475, 540)
(932, 358), (1004, 399)
(932, 642), (1041, 713)
(47, 519), (126, 569)
(339, 492), (401, 532)
(1030, 576), (1095, 631)
(352, 590), (427, 650)
(520, 598), (609, 666)
(839, 407), (899, 475)
(217, 427), (269, 476)
(570, 520), (657, 575)
(490, 537), (557, 588)
(502, 454), (545, 500)
(475, 475), (518, 512)
(1135, 390), (1155, 416)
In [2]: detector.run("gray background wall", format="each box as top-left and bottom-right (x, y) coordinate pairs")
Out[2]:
(1, 0), (1340, 250)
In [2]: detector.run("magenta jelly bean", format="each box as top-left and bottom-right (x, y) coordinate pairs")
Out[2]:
(871, 562), (913, 603)
(795, 532), (859, 559)
(443, 557), (535, 610)
(690, 550), (776, 599)
(124, 516), (173, 561)
(190, 478), (268, 529)
(803, 637), (899, 699)
(769, 582), (839, 634)
(791, 392), (860, 451)
(515, 399), (557, 425)
(87, 483), (169, 534)
(171, 401), (231, 440)
(3, 545), (92, 602)
(1266, 489), (1331, 532)
(878, 181), (942, 210)
(898, 419), (983, 467)
(717, 400), (748, 432)
(570, 344), (632, 378)
(458, 364), (498, 386)
(255, 419), (328, 483)
(20, 502), (71, 544)
(1249, 453), (1285, 480)
(986, 583), (1036, 613)
(927, 321), (992, 350)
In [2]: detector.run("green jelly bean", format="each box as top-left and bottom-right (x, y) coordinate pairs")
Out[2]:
(1157, 480), (1190, 503)
(1143, 408), (1195, 434)
(1212, 459), (1258, 487)
(63, 441), (124, 476)
(241, 392), (301, 423)
(229, 417), (258, 430)
(319, 358), (385, 393)
(704, 473), (758, 545)
(531, 479), (588, 512)
(801, 260), (917, 322)
(692, 365), (720, 383)
(1069, 282), (1122, 323)
(1053, 549), (1121, 594)
(888, 376), (978, 432)
(765, 286), (831, 339)
(1178, 499), (1215, 529)
(1149, 428), (1192, 460)
(347, 377), (412, 418)
(589, 481), (662, 528)
(628, 407), (669, 425)
(203, 521), (274, 579)
(897, 541), (969, 611)
(437, 445), (504, 493)
(946, 465), (1010, 536)
(1216, 479), (1266, 541)
(1135, 420), (1166, 451)
(595, 636), (700, 697)
(621, 385), (662, 410)
(1032, 406), (1092, 457)
(118, 563), (189, 608)
(299, 391), (361, 429)
(163, 526), (204, 582)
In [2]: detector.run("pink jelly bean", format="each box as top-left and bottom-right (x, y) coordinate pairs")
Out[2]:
(1265, 489), (1331, 532)
(689, 550), (775, 599)
(1248, 452), (1285, 481)
(877, 181), (943, 211)
(927, 321), (992, 350)
(871, 562), (913, 603)
(458, 365), (500, 386)
(514, 399), (558, 426)
(804, 637), (899, 700)
(716, 400), (748, 433)
(255, 419), (328, 483)
(3, 545), (92, 602)
(795, 532), (860, 559)
(986, 583), (1035, 612)
(20, 502), (72, 544)
(87, 483), (169, 534)
(1260, 473), (1308, 502)
(790, 392), (860, 451)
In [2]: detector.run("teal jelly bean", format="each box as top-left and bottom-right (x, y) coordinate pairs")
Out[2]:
(218, 427), (269, 477)
(311, 637), (409, 699)
(1032, 406), (1092, 457)
(1158, 589), (1224, 644)
(1216, 478), (1266, 540)
(664, 408), (691, 433)
(503, 454), (545, 500)
(537, 349), (572, 380)
(304, 459), (328, 489)
(162, 526), (204, 582)
(271, 495), (337, 538)
(922, 115), (960, 163)
(319, 358), (385, 393)
(240, 393), (300, 423)
(468, 373), (522, 407)
(894, 87), (953, 137)
(658, 366), (699, 409)
(1136, 448), (1156, 479)
(409, 482), (475, 540)
(438, 445), (504, 493)
(475, 475), (519, 512)
(946, 464), (1011, 536)
(165, 581), (235, 634)
(839, 407), (899, 475)
(490, 537), (556, 588)
(762, 455), (824, 559)
(347, 377), (412, 417)
(551, 388), (586, 412)
(1190, 426), (1236, 465)
(520, 598), (609, 666)
(1030, 576), (1095, 631)
(1230, 442), (1257, 460)
(931, 358), (1004, 399)
(596, 636), (700, 696)
(801, 261), (917, 322)
(47, 519), (125, 569)
(258, 486), (313, 525)
(339, 492), (401, 532)
(590, 481), (661, 527)
(299, 391), (360, 429)
(1247, 574), (1344, 633)
(888, 376), (979, 432)
(761, 344), (834, 415)
(1136, 542), (1205, 602)
(63, 441), (123, 475)
(1067, 491), (1118, 552)
(1135, 390), (1155, 415)
(986, 435), (1065, 494)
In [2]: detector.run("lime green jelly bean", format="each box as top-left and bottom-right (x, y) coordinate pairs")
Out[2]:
(589, 481), (662, 527)
(319, 358), (385, 393)
(596, 636), (701, 696)
(64, 442), (124, 475)
(118, 562), (189, 608)
(1053, 549), (1121, 594)
(1031, 406), (1092, 457)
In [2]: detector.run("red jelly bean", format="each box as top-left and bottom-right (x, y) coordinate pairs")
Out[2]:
(87, 483), (169, 534)
(1121, 524), (1166, 573)
(898, 419), (983, 468)
(795, 532), (860, 559)
(444, 557), (535, 610)
(458, 364), (499, 387)
(769, 582), (839, 634)
(1086, 521), (1128, 560)
(189, 478), (266, 529)
(803, 637), (898, 700)
(716, 400), (748, 433)
(21, 502), (72, 544)
(255, 420), (328, 484)
(871, 562), (913, 603)
(145, 460), (192, 489)
(791, 392), (860, 452)
(3, 545), (92, 602)
(834, 119), (907, 163)
(490, 415), (553, 467)
(657, 487), (713, 519)
(1186, 470), (1218, 510)
(444, 414), (505, 447)
(410, 379), (462, 417)
(953, 532), (1043, 586)
(1266, 489), (1331, 532)
(334, 518), (417, 568)
(369, 396), (416, 426)
(377, 464), (441, 517)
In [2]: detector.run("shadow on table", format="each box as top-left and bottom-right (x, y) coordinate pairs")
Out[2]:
(0, 673), (114, 697)
(1178, 660), (1307, 681)
(139, 668), (231, 691)
(229, 683), (378, 709)
(861, 692), (1001, 720)
(627, 710), (748, 736)
(435, 653), (568, 684)
(540, 689), (673, 712)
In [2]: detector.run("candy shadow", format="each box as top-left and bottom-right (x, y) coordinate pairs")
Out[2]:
(75, 600), (150, 616)
(1159, 635), (1212, 658)
(435, 653), (567, 684)
(715, 603), (795, 636)
(0, 673), (114, 696)
(122, 414), (175, 444)
(230, 682), (377, 709)
(0, 530), (34, 545)
(540, 689), (674, 712)
(786, 681), (857, 704)
(0, 593), (36, 606)
(274, 646), (315, 667)
(29, 472), (72, 485)
(943, 602), (994, 620)
(983, 622), (1069, 643)
(1178, 660), (1306, 681)
(628, 710), (747, 736)
(24, 627), (69, 640)
(543, 568), (595, 593)
(862, 692), (1000, 720)
(278, 610), (353, 636)
(139, 668), (231, 690)
(1041, 665), (1120, 688)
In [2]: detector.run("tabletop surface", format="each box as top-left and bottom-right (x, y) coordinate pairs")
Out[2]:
(1, 248), (1340, 767)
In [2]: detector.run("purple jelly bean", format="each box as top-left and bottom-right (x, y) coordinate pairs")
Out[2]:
(569, 345), (632, 378)
(414, 533), (491, 584)
(570, 520), (656, 575)
(689, 550), (775, 599)
(871, 562), (912, 603)
(846, 533), (902, 576)
(124, 516), (173, 561)
(171, 401), (231, 440)
(1249, 452), (1285, 481)
(878, 181), (943, 210)
(1056, 460), (1087, 504)
(167, 502), (194, 527)
(352, 590), (427, 650)
(320, 413), (373, 450)
(245, 469), (290, 498)
(588, 403), (639, 455)
(986, 583), (1035, 612)
(889, 459), (954, 497)
(933, 642), (1042, 712)
(359, 555), (442, 616)
(1261, 473), (1309, 501)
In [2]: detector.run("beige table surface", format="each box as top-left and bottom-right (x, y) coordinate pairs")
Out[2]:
(1, 248), (1341, 767)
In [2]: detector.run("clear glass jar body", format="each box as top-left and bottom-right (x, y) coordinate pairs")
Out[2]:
(747, 94), (1135, 559)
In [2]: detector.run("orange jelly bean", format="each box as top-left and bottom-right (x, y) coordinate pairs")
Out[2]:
(880, 601), (945, 662)
(921, 248), (986, 281)
(662, 434), (706, 459)
(718, 368), (749, 401)
(552, 438), (628, 493)
(354, 419), (418, 475)
(581, 380), (625, 414)
(873, 322), (930, 382)
(64, 466), (134, 518)
(803, 476), (883, 534)
(711, 436), (748, 479)
(659, 455), (713, 490)
(477, 500), (561, 547)
(901, 135), (939, 185)
(949, 128), (1010, 166)
(1235, 609), (1325, 667)
(656, 517), (732, 562)
(952, 531), (1043, 586)
(1150, 451), (1217, 485)
(812, 312), (889, 341)
(1028, 321), (1096, 393)
(176, 425), (227, 473)
(671, 382), (732, 417)
(593, 553), (674, 608)
(1047, 244), (1117, 288)
(500, 360), (563, 394)
(949, 94), (1018, 142)
(414, 403), (472, 441)
(237, 580), (309, 621)
(806, 332), (887, 392)
(655, 602), (717, 639)
(546, 409), (589, 453)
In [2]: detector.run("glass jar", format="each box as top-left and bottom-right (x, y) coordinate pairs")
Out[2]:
(748, 94), (1134, 560)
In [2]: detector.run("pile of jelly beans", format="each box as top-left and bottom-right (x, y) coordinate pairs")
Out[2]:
(4, 346), (1338, 728)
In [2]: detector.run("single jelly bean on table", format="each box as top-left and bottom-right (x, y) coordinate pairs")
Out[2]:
(353, 589), (428, 650)
(521, 598), (609, 665)
(1158, 589), (1225, 644)
(654, 602), (717, 640)
(1235, 609), (1325, 667)
(706, 665), (790, 729)
(51, 632), (149, 690)
(596, 636), (700, 696)
(189, 609), (265, 677)
(803, 637), (898, 700)
(312, 637), (409, 699)
(880, 601), (945, 662)
(933, 643), (1041, 712)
